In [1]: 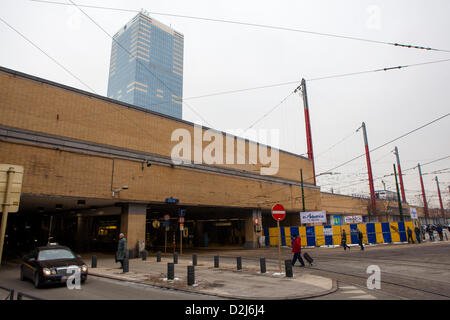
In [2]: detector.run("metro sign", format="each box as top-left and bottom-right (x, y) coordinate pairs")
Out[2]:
(271, 203), (286, 221)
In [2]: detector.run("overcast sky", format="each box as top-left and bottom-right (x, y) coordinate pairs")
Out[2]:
(1, 0), (449, 209)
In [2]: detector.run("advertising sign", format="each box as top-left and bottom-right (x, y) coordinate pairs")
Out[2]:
(343, 215), (363, 224)
(410, 208), (418, 220)
(300, 211), (327, 224)
(330, 215), (342, 225)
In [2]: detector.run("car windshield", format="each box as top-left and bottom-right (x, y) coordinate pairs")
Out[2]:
(37, 249), (75, 261)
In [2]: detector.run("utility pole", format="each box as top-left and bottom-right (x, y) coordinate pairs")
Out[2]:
(300, 169), (306, 212)
(435, 176), (445, 223)
(299, 79), (316, 185)
(393, 146), (407, 203)
(360, 122), (376, 220)
(393, 164), (404, 221)
(417, 163), (429, 224)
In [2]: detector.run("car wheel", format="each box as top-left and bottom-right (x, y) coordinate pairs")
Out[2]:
(33, 272), (41, 289)
(20, 265), (25, 281)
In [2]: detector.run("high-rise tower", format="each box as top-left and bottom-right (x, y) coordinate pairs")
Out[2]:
(107, 11), (184, 119)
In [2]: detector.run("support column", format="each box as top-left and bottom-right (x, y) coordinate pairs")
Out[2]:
(76, 215), (89, 253)
(244, 209), (262, 248)
(120, 204), (147, 250)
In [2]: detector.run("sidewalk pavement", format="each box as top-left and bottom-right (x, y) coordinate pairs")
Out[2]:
(84, 253), (336, 300)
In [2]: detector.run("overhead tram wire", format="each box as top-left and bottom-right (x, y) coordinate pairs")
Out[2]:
(120, 56), (450, 108)
(238, 58), (450, 136)
(322, 156), (450, 191)
(29, 0), (450, 53)
(0, 14), (160, 142)
(316, 113), (450, 178)
(66, 0), (213, 128)
(0, 16), (96, 93)
(241, 90), (295, 135)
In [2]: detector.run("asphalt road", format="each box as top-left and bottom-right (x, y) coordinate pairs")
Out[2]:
(1, 241), (448, 300)
(201, 241), (450, 300)
(0, 264), (222, 300)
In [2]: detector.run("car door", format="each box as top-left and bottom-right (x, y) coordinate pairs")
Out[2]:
(23, 250), (37, 278)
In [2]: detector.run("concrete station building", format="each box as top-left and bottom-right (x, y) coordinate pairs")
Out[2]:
(0, 67), (446, 255)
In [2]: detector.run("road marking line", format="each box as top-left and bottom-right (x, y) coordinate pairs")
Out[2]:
(344, 290), (367, 294)
(348, 294), (376, 299)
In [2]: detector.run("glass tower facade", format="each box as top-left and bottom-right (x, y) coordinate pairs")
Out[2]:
(107, 12), (183, 119)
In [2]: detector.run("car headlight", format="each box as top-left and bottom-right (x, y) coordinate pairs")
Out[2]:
(81, 265), (88, 272)
(43, 268), (51, 276)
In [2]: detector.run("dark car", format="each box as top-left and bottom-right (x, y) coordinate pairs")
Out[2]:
(20, 244), (88, 288)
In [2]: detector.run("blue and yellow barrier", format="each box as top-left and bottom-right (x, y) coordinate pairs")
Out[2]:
(264, 221), (418, 247)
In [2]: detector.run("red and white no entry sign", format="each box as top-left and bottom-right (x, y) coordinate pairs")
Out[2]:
(179, 216), (185, 223)
(271, 203), (286, 221)
(254, 217), (259, 225)
(164, 214), (170, 221)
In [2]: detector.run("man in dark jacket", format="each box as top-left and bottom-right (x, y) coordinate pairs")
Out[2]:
(291, 234), (305, 267)
(407, 227), (414, 244)
(357, 229), (364, 250)
(414, 226), (421, 244)
(116, 233), (127, 270)
(436, 225), (443, 241)
(341, 230), (350, 251)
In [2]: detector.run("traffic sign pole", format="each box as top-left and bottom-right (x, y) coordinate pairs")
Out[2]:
(173, 231), (176, 253)
(180, 225), (183, 255)
(277, 220), (281, 273)
(165, 229), (167, 253)
(271, 204), (286, 274)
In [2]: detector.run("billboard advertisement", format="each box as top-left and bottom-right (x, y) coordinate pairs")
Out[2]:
(300, 211), (327, 224)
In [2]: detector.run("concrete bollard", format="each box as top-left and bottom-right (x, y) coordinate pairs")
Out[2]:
(174, 252), (178, 264)
(187, 266), (195, 286)
(167, 262), (174, 280)
(122, 258), (129, 273)
(157, 251), (161, 262)
(141, 250), (147, 261)
(192, 253), (197, 266)
(260, 258), (266, 274)
(285, 260), (293, 278)
(214, 255), (219, 268)
(91, 255), (97, 268)
(236, 256), (242, 270)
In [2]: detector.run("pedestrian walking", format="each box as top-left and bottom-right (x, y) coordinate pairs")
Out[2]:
(427, 225), (435, 241)
(341, 229), (350, 251)
(436, 225), (443, 241)
(414, 226), (421, 244)
(291, 234), (305, 267)
(406, 227), (414, 244)
(357, 229), (364, 251)
(116, 233), (127, 270)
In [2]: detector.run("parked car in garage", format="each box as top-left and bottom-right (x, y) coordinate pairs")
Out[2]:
(20, 244), (88, 288)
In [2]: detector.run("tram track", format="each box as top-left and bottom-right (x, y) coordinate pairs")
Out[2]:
(205, 254), (450, 299)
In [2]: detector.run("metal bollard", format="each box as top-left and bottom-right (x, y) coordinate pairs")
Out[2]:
(214, 255), (219, 268)
(192, 253), (197, 266)
(157, 251), (161, 262)
(187, 266), (195, 286)
(236, 256), (242, 270)
(141, 250), (147, 261)
(122, 258), (129, 273)
(284, 260), (293, 278)
(260, 258), (266, 274)
(174, 252), (178, 264)
(167, 262), (174, 280)
(91, 255), (97, 268)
